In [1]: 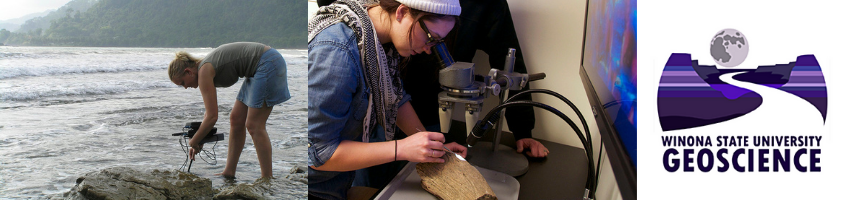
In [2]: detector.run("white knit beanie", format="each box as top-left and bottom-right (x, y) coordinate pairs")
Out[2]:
(396, 0), (461, 16)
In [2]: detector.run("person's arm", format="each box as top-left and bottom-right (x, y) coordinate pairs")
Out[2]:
(483, 3), (548, 157)
(455, 1), (545, 157)
(483, 2), (536, 141)
(451, 1), (536, 141)
(484, 9), (547, 156)
(397, 94), (467, 157)
(310, 73), (450, 171)
(396, 101), (426, 136)
(309, 78), (448, 171)
(316, 132), (448, 171)
(316, 140), (395, 171)
(307, 36), (361, 171)
(189, 62), (218, 159)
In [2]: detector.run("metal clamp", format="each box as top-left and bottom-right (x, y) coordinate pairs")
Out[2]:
(465, 103), (481, 113)
(439, 101), (454, 111)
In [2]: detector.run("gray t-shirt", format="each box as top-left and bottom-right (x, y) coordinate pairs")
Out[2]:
(199, 42), (268, 87)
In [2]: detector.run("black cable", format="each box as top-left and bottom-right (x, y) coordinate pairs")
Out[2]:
(179, 133), (190, 172)
(476, 101), (595, 195)
(595, 142), (604, 195)
(504, 89), (592, 160)
(177, 127), (218, 172)
(197, 140), (219, 165)
(502, 89), (597, 198)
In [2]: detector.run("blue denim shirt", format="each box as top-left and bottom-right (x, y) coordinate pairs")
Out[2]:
(308, 23), (411, 200)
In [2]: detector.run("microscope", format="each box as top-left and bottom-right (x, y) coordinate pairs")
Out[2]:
(429, 41), (599, 199)
(433, 42), (545, 176)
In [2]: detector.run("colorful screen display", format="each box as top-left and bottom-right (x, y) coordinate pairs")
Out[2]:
(581, 0), (637, 166)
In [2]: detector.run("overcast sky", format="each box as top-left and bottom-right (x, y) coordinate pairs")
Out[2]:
(0, 0), (72, 21)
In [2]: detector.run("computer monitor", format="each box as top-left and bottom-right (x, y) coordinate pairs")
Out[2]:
(578, 0), (636, 199)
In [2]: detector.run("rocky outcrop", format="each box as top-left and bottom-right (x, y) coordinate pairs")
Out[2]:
(54, 166), (307, 200)
(214, 166), (307, 199)
(58, 167), (217, 200)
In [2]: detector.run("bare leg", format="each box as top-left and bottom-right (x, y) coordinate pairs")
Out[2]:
(220, 100), (249, 178)
(246, 104), (274, 178)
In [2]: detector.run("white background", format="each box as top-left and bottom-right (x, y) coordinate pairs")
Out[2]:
(639, 0), (850, 199)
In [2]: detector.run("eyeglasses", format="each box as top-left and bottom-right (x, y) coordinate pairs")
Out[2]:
(418, 18), (444, 46)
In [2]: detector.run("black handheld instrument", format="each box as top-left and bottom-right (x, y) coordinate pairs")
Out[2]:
(172, 122), (224, 143)
(171, 122), (225, 173)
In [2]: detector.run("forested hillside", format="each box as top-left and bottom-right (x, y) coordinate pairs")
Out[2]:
(16, 0), (99, 33)
(0, 10), (54, 32)
(2, 0), (306, 48)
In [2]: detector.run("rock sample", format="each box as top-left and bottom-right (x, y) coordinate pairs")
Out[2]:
(415, 150), (497, 200)
(60, 167), (217, 200)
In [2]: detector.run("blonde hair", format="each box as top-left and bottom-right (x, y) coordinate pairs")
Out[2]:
(168, 51), (201, 80)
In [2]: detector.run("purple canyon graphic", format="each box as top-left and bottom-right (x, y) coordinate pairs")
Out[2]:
(657, 53), (827, 131)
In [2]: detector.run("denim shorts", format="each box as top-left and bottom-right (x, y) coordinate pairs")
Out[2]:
(237, 48), (291, 108)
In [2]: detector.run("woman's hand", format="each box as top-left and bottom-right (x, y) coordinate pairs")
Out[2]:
(517, 138), (549, 157)
(443, 142), (467, 158)
(189, 142), (204, 161)
(397, 131), (447, 163)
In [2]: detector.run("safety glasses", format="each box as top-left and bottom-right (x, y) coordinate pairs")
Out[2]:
(418, 18), (444, 46)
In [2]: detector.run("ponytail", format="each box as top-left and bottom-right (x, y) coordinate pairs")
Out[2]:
(168, 51), (201, 80)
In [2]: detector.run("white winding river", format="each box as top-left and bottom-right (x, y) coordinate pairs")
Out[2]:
(669, 71), (824, 135)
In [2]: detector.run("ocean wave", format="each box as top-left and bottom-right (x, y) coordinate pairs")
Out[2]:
(0, 81), (175, 101)
(0, 63), (167, 80)
(0, 52), (28, 59)
(0, 51), (82, 60)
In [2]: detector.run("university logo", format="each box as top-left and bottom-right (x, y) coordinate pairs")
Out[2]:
(657, 29), (827, 131)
